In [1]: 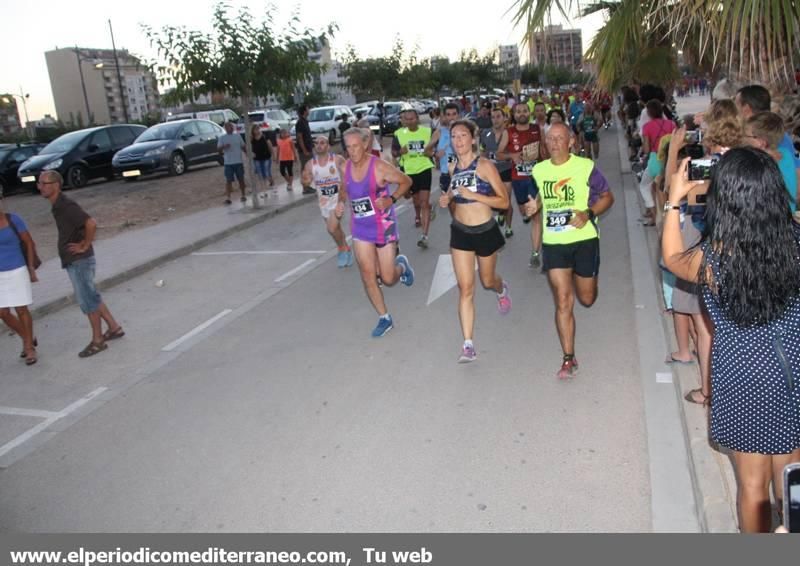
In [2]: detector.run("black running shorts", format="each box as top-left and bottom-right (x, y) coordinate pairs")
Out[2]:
(542, 238), (600, 277)
(450, 218), (506, 257)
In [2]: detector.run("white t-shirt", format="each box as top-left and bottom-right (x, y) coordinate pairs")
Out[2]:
(217, 133), (245, 165)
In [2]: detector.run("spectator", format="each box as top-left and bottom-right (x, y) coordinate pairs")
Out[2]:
(639, 100), (676, 226)
(37, 171), (124, 358)
(662, 146), (800, 532)
(250, 123), (274, 195)
(337, 114), (351, 153)
(217, 121), (247, 204)
(0, 196), (38, 365)
(294, 105), (315, 195)
(276, 128), (298, 190)
(743, 112), (799, 211)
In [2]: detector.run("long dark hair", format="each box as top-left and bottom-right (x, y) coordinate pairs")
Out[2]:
(697, 146), (800, 326)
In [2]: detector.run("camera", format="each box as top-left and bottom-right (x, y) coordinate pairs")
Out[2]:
(784, 463), (800, 532)
(685, 129), (703, 144)
(688, 157), (717, 181)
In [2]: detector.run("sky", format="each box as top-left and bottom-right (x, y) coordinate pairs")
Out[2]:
(0, 0), (605, 122)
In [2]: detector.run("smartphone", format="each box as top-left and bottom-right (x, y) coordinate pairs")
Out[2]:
(685, 129), (703, 144)
(784, 463), (800, 532)
(688, 158), (717, 181)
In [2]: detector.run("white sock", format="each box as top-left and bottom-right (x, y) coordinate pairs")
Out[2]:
(497, 282), (507, 297)
(464, 339), (474, 348)
(380, 313), (391, 321)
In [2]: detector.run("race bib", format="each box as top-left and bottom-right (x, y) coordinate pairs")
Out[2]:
(521, 142), (539, 162)
(408, 140), (425, 153)
(515, 162), (534, 176)
(546, 209), (574, 231)
(319, 183), (338, 197)
(451, 171), (477, 193)
(447, 154), (457, 164)
(487, 151), (497, 161)
(351, 196), (375, 218)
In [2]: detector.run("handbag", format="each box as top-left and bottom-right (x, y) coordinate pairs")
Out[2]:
(5, 214), (42, 270)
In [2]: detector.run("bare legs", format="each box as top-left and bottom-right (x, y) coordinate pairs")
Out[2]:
(547, 268), (598, 356)
(0, 306), (35, 359)
(353, 240), (402, 316)
(734, 448), (800, 532)
(451, 249), (503, 341)
(87, 302), (121, 345)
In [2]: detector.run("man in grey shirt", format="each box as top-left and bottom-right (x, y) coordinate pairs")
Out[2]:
(217, 122), (247, 204)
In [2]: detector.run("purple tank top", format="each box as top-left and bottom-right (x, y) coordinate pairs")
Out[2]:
(345, 156), (398, 245)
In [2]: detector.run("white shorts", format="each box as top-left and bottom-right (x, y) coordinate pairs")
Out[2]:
(319, 194), (339, 220)
(0, 265), (33, 308)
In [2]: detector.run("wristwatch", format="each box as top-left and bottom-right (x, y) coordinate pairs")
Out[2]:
(586, 209), (596, 221)
(390, 194), (397, 204)
(663, 202), (680, 212)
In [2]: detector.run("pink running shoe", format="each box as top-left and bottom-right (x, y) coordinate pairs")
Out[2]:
(557, 357), (580, 380)
(497, 281), (512, 315)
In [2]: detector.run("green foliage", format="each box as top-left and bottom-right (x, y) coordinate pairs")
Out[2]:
(141, 2), (335, 105)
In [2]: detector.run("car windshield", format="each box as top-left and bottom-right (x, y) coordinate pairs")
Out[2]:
(248, 113), (265, 122)
(309, 108), (334, 122)
(136, 123), (182, 143)
(40, 130), (88, 154)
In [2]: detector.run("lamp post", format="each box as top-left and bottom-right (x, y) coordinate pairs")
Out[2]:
(2, 88), (31, 139)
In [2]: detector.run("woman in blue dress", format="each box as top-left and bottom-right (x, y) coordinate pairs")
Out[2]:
(662, 147), (800, 532)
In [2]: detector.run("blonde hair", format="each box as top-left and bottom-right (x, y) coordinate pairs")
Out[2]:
(704, 99), (742, 149)
(746, 111), (784, 149)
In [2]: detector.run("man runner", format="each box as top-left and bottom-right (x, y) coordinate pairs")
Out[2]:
(426, 103), (460, 210)
(525, 123), (614, 379)
(336, 128), (416, 338)
(480, 107), (513, 237)
(392, 109), (435, 248)
(498, 102), (548, 267)
(301, 135), (353, 268)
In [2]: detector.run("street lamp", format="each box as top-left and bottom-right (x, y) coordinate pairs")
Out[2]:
(2, 88), (31, 139)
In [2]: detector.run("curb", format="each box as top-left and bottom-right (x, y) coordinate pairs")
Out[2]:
(29, 194), (316, 319)
(615, 119), (738, 532)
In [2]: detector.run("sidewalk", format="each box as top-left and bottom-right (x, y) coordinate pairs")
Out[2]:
(28, 188), (315, 318)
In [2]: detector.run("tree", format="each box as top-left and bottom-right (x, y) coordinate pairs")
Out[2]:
(142, 2), (334, 208)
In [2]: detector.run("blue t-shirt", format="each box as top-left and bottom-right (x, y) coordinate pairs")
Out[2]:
(0, 213), (28, 272)
(437, 127), (454, 174)
(569, 101), (585, 126)
(779, 133), (800, 168)
(778, 148), (798, 212)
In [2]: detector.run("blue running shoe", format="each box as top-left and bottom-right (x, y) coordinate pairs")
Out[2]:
(336, 251), (348, 268)
(344, 250), (354, 267)
(372, 315), (394, 338)
(395, 254), (414, 286)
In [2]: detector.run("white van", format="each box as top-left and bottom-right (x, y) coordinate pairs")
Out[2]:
(166, 108), (240, 127)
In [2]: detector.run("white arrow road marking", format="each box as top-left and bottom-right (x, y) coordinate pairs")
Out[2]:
(427, 254), (477, 305)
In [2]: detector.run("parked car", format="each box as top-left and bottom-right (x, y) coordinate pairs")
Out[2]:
(0, 143), (46, 196)
(17, 124), (146, 189)
(351, 100), (378, 117)
(166, 108), (239, 127)
(365, 101), (413, 135)
(235, 109), (294, 141)
(291, 105), (355, 144)
(112, 119), (225, 179)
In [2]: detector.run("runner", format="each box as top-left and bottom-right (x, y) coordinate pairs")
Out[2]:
(498, 102), (548, 268)
(525, 123), (615, 379)
(598, 91), (613, 128)
(301, 135), (353, 268)
(336, 128), (416, 338)
(426, 103), (460, 211)
(439, 119), (512, 362)
(480, 107), (513, 237)
(577, 101), (601, 160)
(532, 101), (548, 132)
(392, 109), (434, 247)
(568, 93), (586, 155)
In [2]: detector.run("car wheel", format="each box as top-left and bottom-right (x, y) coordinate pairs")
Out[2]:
(329, 130), (336, 145)
(66, 165), (88, 188)
(168, 152), (186, 176)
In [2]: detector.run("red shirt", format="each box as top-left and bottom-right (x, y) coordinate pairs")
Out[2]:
(507, 124), (543, 180)
(642, 118), (675, 153)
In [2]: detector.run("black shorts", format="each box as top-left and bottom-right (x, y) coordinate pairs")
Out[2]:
(450, 218), (505, 257)
(542, 238), (600, 278)
(439, 173), (451, 192)
(511, 178), (539, 205)
(499, 168), (512, 183)
(409, 169), (432, 194)
(279, 160), (294, 177)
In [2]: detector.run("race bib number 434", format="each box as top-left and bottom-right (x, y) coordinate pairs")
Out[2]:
(351, 197), (375, 218)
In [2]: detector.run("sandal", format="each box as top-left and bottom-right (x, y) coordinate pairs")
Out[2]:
(103, 327), (125, 341)
(24, 349), (37, 366)
(665, 353), (695, 365)
(20, 337), (38, 358)
(684, 388), (711, 407)
(78, 341), (108, 358)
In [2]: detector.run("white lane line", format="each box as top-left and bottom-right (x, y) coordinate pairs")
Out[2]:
(0, 406), (59, 419)
(274, 259), (316, 283)
(0, 387), (107, 459)
(162, 309), (233, 352)
(192, 250), (325, 256)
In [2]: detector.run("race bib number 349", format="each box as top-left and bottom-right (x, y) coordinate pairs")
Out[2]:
(351, 197), (375, 218)
(546, 210), (574, 231)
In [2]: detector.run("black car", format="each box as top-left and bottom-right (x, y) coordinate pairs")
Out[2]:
(112, 119), (225, 179)
(365, 102), (413, 135)
(0, 143), (45, 196)
(17, 124), (146, 189)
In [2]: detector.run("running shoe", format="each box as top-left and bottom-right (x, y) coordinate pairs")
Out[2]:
(504, 226), (513, 238)
(417, 234), (429, 249)
(302, 186), (316, 195)
(497, 281), (512, 315)
(458, 343), (477, 363)
(529, 251), (541, 269)
(371, 315), (394, 338)
(395, 254), (414, 286)
(430, 207), (436, 222)
(557, 357), (579, 379)
(497, 213), (506, 227)
(344, 250), (354, 267)
(522, 216), (531, 224)
(336, 251), (348, 268)
(415, 217), (421, 228)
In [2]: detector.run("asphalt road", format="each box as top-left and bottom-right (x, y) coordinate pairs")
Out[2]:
(0, 125), (655, 532)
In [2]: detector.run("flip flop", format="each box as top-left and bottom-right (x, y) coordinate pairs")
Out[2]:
(684, 388), (711, 407)
(665, 354), (695, 365)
